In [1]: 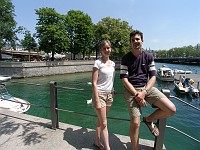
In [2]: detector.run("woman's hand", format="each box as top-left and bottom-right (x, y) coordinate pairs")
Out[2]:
(95, 101), (101, 109)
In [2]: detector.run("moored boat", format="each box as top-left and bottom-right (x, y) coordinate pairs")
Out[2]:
(174, 69), (192, 74)
(174, 80), (190, 93)
(0, 83), (30, 113)
(0, 76), (12, 82)
(157, 65), (175, 82)
(174, 79), (199, 97)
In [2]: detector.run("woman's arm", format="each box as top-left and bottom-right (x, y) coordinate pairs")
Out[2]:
(92, 67), (101, 109)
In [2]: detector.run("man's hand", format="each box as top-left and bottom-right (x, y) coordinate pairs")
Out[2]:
(135, 91), (147, 107)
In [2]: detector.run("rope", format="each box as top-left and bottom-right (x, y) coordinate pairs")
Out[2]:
(57, 86), (87, 91)
(170, 96), (200, 111)
(56, 86), (125, 95)
(10, 81), (44, 86)
(166, 125), (200, 143)
(56, 108), (130, 121)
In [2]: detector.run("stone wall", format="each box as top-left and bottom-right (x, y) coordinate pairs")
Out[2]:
(0, 60), (121, 78)
(0, 61), (94, 78)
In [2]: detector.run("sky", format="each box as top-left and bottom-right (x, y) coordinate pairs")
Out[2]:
(11, 0), (200, 50)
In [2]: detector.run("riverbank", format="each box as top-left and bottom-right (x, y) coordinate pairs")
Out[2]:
(0, 61), (121, 78)
(0, 61), (94, 78)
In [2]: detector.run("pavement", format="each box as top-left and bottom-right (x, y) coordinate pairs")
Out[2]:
(0, 108), (157, 150)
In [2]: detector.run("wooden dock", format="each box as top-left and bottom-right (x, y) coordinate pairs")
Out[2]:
(174, 74), (200, 90)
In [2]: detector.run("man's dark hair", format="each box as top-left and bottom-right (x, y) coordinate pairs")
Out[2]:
(130, 30), (143, 42)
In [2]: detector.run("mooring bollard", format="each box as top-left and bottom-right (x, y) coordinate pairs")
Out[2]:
(154, 89), (170, 150)
(50, 81), (59, 129)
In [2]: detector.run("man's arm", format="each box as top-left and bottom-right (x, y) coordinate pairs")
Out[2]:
(122, 78), (138, 96)
(122, 77), (147, 107)
(145, 76), (156, 92)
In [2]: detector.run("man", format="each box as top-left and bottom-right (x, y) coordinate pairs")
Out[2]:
(120, 30), (176, 150)
(181, 75), (186, 87)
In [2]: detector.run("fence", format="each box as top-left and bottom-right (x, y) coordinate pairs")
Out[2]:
(1, 81), (199, 149)
(49, 81), (200, 150)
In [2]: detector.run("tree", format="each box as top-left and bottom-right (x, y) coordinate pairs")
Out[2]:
(21, 30), (37, 61)
(156, 44), (200, 58)
(0, 0), (17, 60)
(195, 43), (200, 57)
(94, 17), (133, 59)
(35, 7), (69, 61)
(155, 50), (168, 58)
(65, 10), (94, 60)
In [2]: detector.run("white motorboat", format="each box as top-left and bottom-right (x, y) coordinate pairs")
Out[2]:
(174, 80), (199, 97)
(0, 83), (30, 113)
(0, 76), (11, 82)
(157, 65), (175, 82)
(174, 69), (192, 74)
(174, 80), (190, 93)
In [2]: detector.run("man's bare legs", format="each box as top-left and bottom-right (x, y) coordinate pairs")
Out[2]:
(94, 106), (111, 150)
(144, 97), (176, 136)
(130, 117), (140, 150)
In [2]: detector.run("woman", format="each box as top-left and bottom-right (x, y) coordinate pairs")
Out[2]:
(92, 40), (115, 150)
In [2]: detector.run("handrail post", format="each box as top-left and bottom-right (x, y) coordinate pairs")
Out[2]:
(154, 89), (169, 150)
(50, 81), (59, 129)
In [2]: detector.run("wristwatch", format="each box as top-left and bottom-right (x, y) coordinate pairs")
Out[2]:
(145, 88), (150, 94)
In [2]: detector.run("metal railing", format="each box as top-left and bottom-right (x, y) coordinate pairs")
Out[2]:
(1, 81), (199, 149)
(49, 81), (200, 150)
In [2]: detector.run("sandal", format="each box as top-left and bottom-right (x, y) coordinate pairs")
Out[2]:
(143, 117), (159, 137)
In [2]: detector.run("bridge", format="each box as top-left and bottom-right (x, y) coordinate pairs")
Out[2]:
(154, 57), (200, 64)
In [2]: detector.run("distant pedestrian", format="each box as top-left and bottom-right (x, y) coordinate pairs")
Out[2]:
(181, 76), (186, 87)
(92, 40), (115, 150)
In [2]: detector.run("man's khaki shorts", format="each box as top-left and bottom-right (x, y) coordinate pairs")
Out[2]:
(92, 91), (114, 108)
(124, 87), (167, 118)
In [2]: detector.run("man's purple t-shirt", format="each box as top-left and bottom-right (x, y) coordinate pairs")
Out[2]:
(120, 51), (156, 88)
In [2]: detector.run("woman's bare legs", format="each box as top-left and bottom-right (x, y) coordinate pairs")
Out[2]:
(94, 106), (111, 150)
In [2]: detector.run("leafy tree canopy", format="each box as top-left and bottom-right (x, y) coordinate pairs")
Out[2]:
(65, 10), (94, 59)
(21, 30), (37, 51)
(0, 0), (17, 59)
(94, 17), (133, 58)
(35, 7), (70, 60)
(155, 45), (200, 58)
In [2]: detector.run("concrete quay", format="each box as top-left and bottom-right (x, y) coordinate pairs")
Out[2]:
(0, 108), (161, 150)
